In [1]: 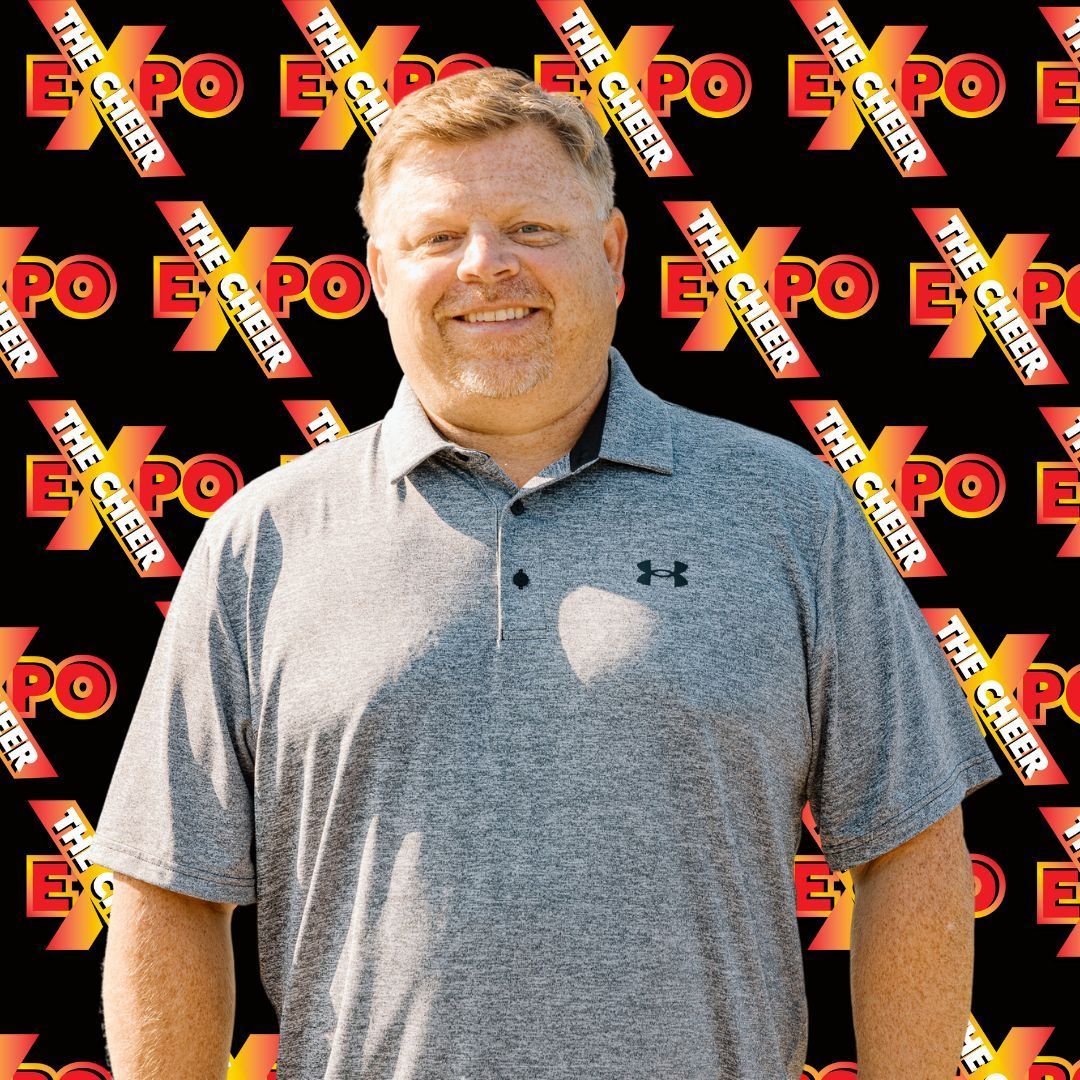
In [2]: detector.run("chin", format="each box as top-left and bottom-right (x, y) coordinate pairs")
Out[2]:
(443, 349), (556, 399)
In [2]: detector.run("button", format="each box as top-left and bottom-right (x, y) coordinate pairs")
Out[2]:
(510, 500), (524, 515)
(512, 568), (530, 588)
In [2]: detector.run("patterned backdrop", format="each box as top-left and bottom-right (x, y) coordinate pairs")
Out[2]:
(2, 0), (1078, 1076)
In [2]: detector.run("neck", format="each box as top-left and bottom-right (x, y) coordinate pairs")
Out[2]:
(423, 363), (609, 488)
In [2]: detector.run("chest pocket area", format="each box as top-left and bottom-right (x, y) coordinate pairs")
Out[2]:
(552, 543), (721, 700)
(556, 584), (662, 687)
(551, 550), (810, 748)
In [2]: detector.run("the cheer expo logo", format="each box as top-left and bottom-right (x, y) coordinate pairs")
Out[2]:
(0, 214), (369, 384)
(22, 391), (356, 585)
(662, 200), (878, 378)
(8, 2), (1080, 1078)
(908, 208), (1080, 559)
(787, 1), (1001, 176)
(278, 0), (748, 168)
(787, 1), (1080, 172)
(27, 1), (185, 176)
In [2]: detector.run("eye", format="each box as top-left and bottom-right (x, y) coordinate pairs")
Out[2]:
(424, 233), (453, 245)
(518, 224), (546, 234)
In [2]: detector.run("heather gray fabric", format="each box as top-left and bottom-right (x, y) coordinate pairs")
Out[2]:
(92, 344), (1002, 1079)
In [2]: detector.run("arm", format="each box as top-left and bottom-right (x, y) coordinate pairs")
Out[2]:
(102, 871), (239, 1079)
(847, 806), (973, 1080)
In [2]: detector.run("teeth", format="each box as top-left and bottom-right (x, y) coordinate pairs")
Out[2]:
(462, 307), (533, 323)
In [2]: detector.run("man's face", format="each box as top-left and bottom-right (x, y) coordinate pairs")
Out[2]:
(366, 123), (627, 416)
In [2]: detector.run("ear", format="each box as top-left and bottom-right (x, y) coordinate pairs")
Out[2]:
(603, 207), (628, 282)
(367, 236), (388, 314)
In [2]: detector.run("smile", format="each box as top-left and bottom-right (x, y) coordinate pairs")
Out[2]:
(451, 307), (542, 325)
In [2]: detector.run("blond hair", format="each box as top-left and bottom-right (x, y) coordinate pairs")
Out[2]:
(356, 66), (615, 241)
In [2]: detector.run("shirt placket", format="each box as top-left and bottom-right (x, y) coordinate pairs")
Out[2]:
(448, 448), (571, 645)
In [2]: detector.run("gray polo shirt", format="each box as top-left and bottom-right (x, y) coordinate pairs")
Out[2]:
(92, 344), (1002, 1079)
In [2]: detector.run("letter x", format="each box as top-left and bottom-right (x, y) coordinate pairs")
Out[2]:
(790, 1), (943, 174)
(157, 201), (310, 377)
(29, 0), (181, 175)
(283, 2), (416, 149)
(665, 201), (818, 377)
(913, 207), (1065, 384)
(27, 399), (183, 576)
(790, 398), (944, 576)
(537, 1), (690, 176)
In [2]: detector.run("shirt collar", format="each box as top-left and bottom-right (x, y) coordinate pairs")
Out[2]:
(382, 344), (674, 486)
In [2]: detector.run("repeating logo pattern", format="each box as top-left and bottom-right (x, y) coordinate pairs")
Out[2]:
(3, 1), (1079, 1076)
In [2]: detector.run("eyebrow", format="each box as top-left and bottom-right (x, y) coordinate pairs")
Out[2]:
(412, 203), (553, 229)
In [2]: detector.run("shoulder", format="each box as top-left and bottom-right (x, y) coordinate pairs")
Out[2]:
(665, 399), (842, 528)
(198, 421), (381, 553)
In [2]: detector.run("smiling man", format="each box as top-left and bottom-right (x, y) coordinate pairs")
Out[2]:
(360, 79), (626, 488)
(94, 67), (1002, 1080)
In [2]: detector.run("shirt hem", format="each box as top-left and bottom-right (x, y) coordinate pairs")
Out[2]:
(821, 750), (1002, 874)
(92, 835), (257, 906)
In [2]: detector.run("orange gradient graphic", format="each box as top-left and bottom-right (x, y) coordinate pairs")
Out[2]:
(156, 200), (310, 377)
(1040, 405), (1080, 555)
(797, 804), (856, 950)
(28, 1), (183, 176)
(924, 608), (1064, 786)
(536, 1), (691, 177)
(1039, 805), (1080, 956)
(282, 399), (350, 449)
(1037, 855), (1080, 962)
(227, 1034), (281, 1078)
(0, 1033), (109, 1077)
(797, 807), (999, 949)
(282, 2), (416, 149)
(29, 800), (110, 949)
(27, 400), (182, 577)
(790, 0), (945, 175)
(1040, 6), (1080, 155)
(791, 399), (944, 575)
(913, 206), (1067, 385)
(958, 1016), (1054, 1079)
(0, 226), (55, 378)
(664, 201), (818, 376)
(0, 628), (57, 779)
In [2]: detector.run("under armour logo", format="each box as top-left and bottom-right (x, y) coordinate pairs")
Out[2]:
(637, 559), (688, 586)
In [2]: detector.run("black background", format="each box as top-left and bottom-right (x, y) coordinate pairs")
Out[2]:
(2, 0), (1076, 1073)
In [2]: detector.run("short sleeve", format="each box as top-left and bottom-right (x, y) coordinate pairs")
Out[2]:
(92, 513), (257, 905)
(805, 473), (1003, 875)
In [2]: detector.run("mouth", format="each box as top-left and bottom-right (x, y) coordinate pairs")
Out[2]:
(449, 306), (544, 329)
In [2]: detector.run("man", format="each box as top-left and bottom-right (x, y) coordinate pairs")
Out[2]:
(95, 67), (1002, 1079)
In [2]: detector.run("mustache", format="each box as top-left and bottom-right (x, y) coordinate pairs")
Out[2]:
(440, 291), (548, 314)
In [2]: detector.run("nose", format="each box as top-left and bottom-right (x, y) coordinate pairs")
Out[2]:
(456, 226), (519, 284)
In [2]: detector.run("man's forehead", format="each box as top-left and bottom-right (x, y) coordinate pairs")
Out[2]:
(409, 194), (557, 223)
(387, 130), (580, 196)
(394, 124), (561, 168)
(389, 170), (580, 230)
